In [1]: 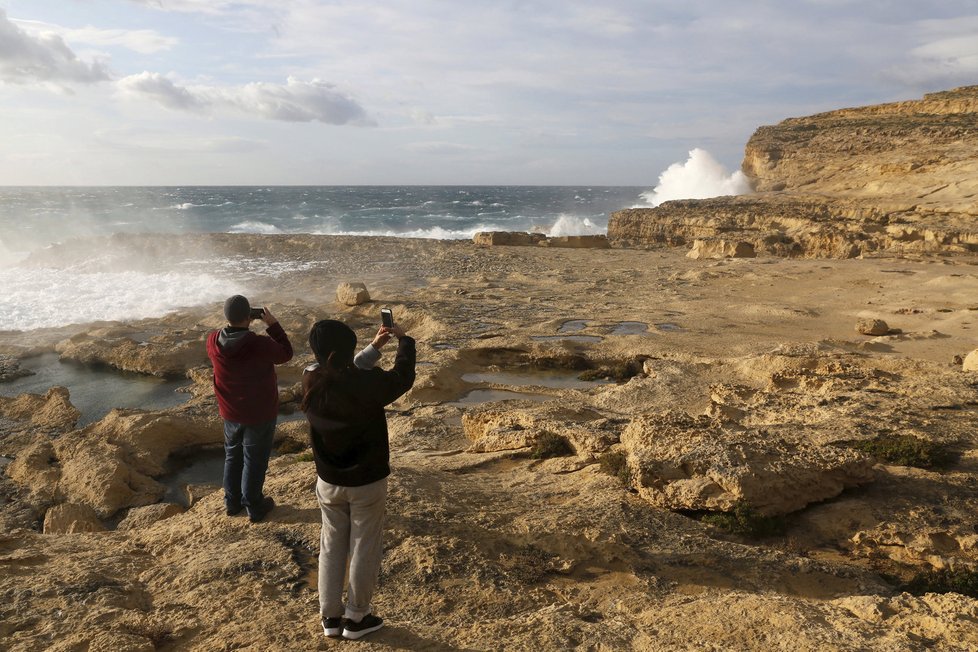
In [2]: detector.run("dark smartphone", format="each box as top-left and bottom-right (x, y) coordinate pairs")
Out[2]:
(381, 308), (394, 328)
(249, 307), (264, 320)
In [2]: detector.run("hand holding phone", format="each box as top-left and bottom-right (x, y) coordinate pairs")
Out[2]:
(381, 308), (394, 328)
(250, 307), (265, 320)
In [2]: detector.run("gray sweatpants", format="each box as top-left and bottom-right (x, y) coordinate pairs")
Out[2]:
(316, 476), (388, 621)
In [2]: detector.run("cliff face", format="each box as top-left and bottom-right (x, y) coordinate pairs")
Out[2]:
(610, 86), (978, 257)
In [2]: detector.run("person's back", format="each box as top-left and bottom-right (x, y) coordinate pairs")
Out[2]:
(300, 318), (415, 641)
(206, 295), (293, 522)
(303, 341), (415, 488)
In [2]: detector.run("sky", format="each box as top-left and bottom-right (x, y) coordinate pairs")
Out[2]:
(0, 0), (975, 185)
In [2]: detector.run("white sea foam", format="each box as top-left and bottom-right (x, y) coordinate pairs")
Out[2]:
(310, 225), (489, 240)
(547, 214), (603, 237)
(639, 148), (751, 207)
(0, 267), (242, 331)
(229, 221), (283, 234)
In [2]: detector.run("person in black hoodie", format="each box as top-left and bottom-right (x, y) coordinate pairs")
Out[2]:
(300, 318), (415, 641)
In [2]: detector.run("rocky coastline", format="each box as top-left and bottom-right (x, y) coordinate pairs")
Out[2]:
(3, 88), (978, 650)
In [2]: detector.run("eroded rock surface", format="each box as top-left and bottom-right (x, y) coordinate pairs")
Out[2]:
(620, 411), (874, 515)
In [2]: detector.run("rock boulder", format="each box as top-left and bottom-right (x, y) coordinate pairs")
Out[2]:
(336, 282), (370, 306)
(620, 412), (874, 515)
(43, 502), (105, 534)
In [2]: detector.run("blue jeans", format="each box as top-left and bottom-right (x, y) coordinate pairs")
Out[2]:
(223, 418), (276, 511)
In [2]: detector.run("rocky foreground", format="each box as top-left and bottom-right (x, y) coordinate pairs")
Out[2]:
(2, 232), (978, 650)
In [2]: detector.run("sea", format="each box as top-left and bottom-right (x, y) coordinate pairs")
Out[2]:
(0, 186), (646, 331)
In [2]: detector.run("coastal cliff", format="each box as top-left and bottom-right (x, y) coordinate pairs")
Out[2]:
(609, 85), (978, 257)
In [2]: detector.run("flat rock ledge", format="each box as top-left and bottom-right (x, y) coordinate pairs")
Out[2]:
(620, 412), (874, 516)
(474, 231), (610, 249)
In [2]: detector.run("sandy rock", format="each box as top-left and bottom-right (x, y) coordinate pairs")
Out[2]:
(620, 412), (874, 515)
(56, 333), (205, 377)
(473, 231), (546, 246)
(462, 403), (619, 456)
(851, 524), (978, 569)
(962, 349), (978, 371)
(336, 281), (370, 306)
(117, 502), (185, 531)
(7, 438), (60, 501)
(0, 386), (80, 430)
(687, 239), (756, 259)
(42, 502), (105, 534)
(856, 318), (889, 336)
(55, 436), (165, 518)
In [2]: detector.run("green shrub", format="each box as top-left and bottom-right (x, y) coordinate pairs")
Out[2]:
(701, 502), (787, 539)
(287, 451), (314, 464)
(530, 432), (573, 459)
(904, 568), (978, 599)
(598, 451), (631, 486)
(847, 434), (956, 469)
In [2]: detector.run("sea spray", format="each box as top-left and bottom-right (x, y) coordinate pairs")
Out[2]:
(0, 267), (241, 331)
(639, 148), (751, 207)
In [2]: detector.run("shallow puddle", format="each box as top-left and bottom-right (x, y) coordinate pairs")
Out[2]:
(531, 335), (603, 344)
(160, 448), (225, 507)
(611, 321), (648, 335)
(558, 320), (589, 333)
(432, 343), (458, 350)
(462, 370), (610, 389)
(0, 353), (192, 426)
(655, 323), (684, 332)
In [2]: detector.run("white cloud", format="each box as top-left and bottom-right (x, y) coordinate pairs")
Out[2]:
(0, 9), (111, 85)
(116, 71), (206, 110)
(13, 18), (178, 54)
(116, 72), (374, 125)
(125, 0), (241, 15)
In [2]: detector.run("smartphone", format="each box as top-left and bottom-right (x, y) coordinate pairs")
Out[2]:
(250, 307), (264, 320)
(381, 308), (394, 328)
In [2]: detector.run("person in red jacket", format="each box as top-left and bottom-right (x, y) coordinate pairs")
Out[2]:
(206, 295), (293, 522)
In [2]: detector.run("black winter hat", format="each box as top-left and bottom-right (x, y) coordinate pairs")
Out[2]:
(309, 319), (357, 367)
(224, 295), (251, 323)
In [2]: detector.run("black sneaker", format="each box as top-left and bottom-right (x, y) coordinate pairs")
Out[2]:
(343, 614), (383, 640)
(247, 496), (275, 523)
(225, 501), (243, 516)
(322, 617), (343, 638)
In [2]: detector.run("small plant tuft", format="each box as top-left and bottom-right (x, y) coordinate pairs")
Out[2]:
(530, 432), (573, 459)
(847, 434), (956, 469)
(701, 502), (787, 539)
(903, 567), (978, 599)
(286, 451), (315, 464)
(598, 451), (632, 486)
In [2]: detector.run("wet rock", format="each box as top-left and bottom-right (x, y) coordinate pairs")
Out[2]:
(856, 318), (889, 336)
(620, 411), (874, 515)
(117, 503), (185, 531)
(42, 502), (105, 534)
(0, 355), (33, 382)
(336, 281), (370, 306)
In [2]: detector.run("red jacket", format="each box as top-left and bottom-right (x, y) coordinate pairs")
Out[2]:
(206, 322), (294, 424)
